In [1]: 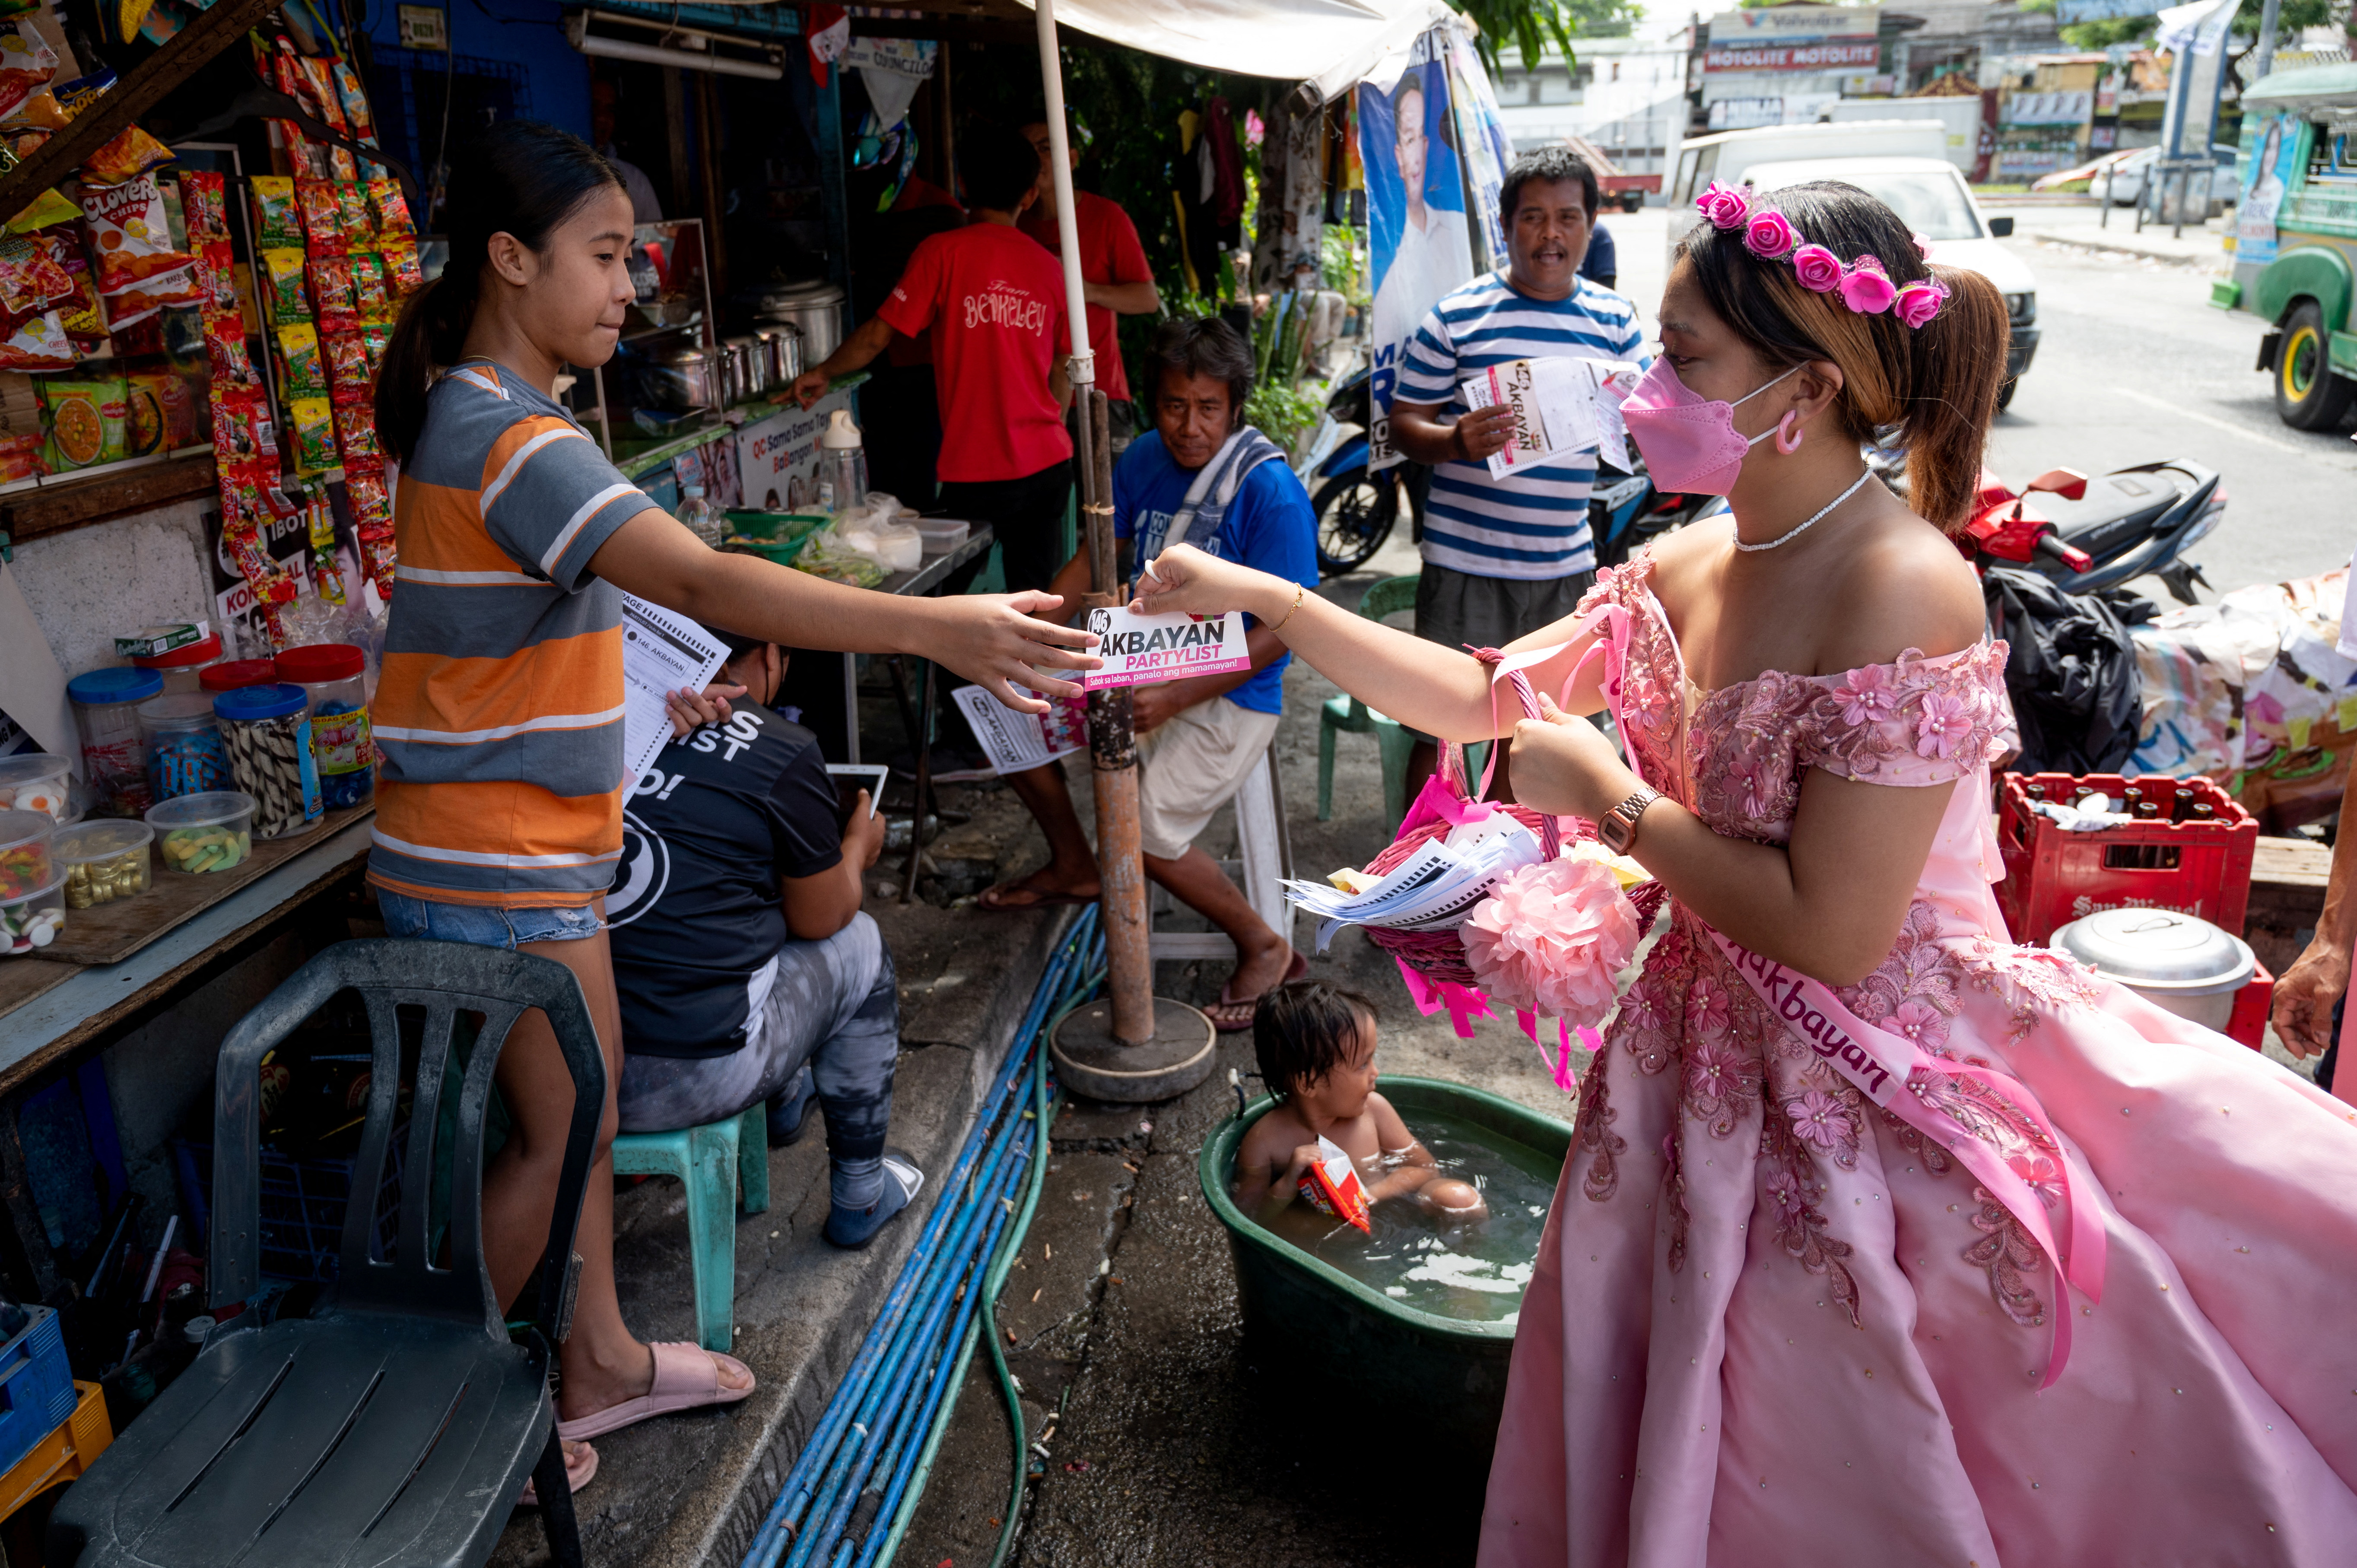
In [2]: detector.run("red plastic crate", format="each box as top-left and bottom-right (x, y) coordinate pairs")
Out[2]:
(1996, 772), (2258, 946)
(2225, 959), (2274, 1052)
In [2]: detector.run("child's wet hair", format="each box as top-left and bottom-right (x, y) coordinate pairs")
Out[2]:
(1253, 980), (1375, 1102)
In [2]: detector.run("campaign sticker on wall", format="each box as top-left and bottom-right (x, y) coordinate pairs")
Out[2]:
(1083, 606), (1250, 690)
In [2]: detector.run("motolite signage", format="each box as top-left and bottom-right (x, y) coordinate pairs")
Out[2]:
(1705, 39), (1880, 73)
(1706, 3), (1879, 73)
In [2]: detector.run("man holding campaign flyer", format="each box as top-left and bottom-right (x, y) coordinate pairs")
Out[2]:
(975, 317), (1319, 1032)
(1387, 146), (1645, 806)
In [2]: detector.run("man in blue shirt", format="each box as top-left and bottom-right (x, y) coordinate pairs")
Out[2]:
(978, 317), (1318, 1030)
(1388, 146), (1645, 803)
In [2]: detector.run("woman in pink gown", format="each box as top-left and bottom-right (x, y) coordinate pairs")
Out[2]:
(1135, 178), (2357, 1564)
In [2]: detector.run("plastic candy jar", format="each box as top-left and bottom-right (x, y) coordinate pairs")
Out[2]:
(0, 877), (63, 955)
(146, 792), (255, 874)
(0, 808), (53, 899)
(68, 667), (164, 818)
(273, 644), (372, 809)
(133, 629), (226, 696)
(0, 754), (71, 820)
(200, 659), (281, 696)
(139, 692), (235, 802)
(211, 686), (321, 838)
(56, 819), (152, 908)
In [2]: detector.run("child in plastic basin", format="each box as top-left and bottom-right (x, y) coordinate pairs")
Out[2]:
(1233, 980), (1487, 1231)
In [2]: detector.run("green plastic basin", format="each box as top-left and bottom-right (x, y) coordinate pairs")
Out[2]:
(1198, 1076), (1570, 1481)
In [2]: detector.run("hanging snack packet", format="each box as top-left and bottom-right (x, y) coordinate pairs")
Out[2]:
(3, 187), (77, 234)
(346, 249), (388, 325)
(83, 174), (199, 296)
(379, 239), (423, 298)
(80, 124), (174, 186)
(322, 330), (369, 404)
(0, 229), (75, 315)
(1296, 1136), (1372, 1232)
(306, 253), (356, 333)
(0, 309), (73, 370)
(334, 400), (380, 470)
(295, 179), (346, 257)
(43, 233), (104, 339)
(274, 319), (324, 397)
(366, 177), (413, 241)
(0, 23), (58, 124)
(39, 372), (127, 472)
(100, 263), (200, 333)
(211, 383), (276, 462)
(332, 62), (377, 146)
(126, 364), (199, 453)
(259, 246), (309, 324)
(192, 237), (236, 314)
(179, 170), (226, 238)
(0, 430), (40, 482)
(288, 396), (336, 473)
(346, 467), (391, 530)
(359, 322), (390, 372)
(249, 176), (301, 249)
(51, 67), (114, 120)
(334, 181), (371, 243)
(204, 309), (257, 384)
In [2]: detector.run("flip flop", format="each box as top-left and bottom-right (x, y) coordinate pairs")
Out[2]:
(517, 1438), (597, 1506)
(1207, 950), (1309, 1033)
(555, 1342), (756, 1442)
(977, 876), (1098, 912)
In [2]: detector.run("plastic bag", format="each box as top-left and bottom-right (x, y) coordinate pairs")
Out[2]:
(1982, 566), (2146, 776)
(794, 527), (888, 587)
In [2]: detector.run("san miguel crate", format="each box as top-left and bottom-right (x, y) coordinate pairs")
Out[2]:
(1996, 772), (2259, 946)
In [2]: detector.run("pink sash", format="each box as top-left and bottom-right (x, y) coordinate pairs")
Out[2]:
(1486, 600), (2108, 1386)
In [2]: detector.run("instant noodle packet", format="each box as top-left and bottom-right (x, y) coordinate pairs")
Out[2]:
(83, 174), (197, 296)
(288, 396), (335, 473)
(179, 170), (226, 238)
(249, 176), (300, 248)
(274, 320), (323, 397)
(258, 247), (308, 323)
(306, 254), (356, 333)
(39, 372), (127, 471)
(126, 365), (199, 453)
(295, 179), (345, 256)
(1297, 1136), (1372, 1232)
(79, 123), (172, 186)
(0, 309), (73, 370)
(322, 330), (368, 403)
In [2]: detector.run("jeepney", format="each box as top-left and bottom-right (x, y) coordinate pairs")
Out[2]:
(2212, 62), (2357, 431)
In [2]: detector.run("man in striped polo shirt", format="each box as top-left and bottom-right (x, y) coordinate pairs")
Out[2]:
(1390, 146), (1645, 801)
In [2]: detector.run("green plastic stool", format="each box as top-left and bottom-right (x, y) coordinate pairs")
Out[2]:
(1318, 573), (1423, 827)
(610, 1104), (769, 1352)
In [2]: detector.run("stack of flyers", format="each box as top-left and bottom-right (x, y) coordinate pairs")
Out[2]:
(1461, 357), (1645, 478)
(1283, 813), (1548, 952)
(950, 682), (1089, 780)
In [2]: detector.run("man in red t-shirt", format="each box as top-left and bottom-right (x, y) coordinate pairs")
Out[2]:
(1018, 116), (1159, 441)
(792, 125), (1074, 594)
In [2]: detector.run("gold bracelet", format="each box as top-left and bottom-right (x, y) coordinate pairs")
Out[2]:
(1269, 582), (1306, 632)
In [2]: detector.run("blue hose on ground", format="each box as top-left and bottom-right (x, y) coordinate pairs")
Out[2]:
(739, 910), (1103, 1568)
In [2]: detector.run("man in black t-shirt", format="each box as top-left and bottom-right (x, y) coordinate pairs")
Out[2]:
(607, 629), (917, 1249)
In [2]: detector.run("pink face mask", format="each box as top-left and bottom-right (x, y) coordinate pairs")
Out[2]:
(1618, 358), (1798, 495)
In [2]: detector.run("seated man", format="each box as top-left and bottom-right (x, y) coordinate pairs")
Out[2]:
(978, 315), (1319, 1031)
(607, 631), (918, 1249)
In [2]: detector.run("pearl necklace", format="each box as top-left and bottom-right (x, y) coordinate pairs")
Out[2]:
(1732, 470), (1874, 553)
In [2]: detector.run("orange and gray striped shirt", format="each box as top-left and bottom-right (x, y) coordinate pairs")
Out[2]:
(366, 359), (661, 907)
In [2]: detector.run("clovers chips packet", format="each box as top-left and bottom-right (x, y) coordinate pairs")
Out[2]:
(39, 372), (127, 472)
(82, 174), (197, 297)
(0, 310), (73, 370)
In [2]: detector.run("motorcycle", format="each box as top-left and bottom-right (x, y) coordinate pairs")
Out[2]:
(1299, 362), (1716, 578)
(1958, 461), (2226, 603)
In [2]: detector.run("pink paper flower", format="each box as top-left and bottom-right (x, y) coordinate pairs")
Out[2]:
(1915, 690), (1975, 759)
(1839, 257), (1897, 315)
(1696, 179), (1751, 230)
(1744, 208), (1796, 260)
(1894, 279), (1947, 329)
(1789, 243), (1844, 293)
(1789, 1090), (1857, 1151)
(1912, 232), (1935, 259)
(1834, 664), (1898, 727)
(1460, 857), (1642, 1028)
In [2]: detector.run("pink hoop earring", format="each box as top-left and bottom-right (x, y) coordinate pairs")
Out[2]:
(1774, 410), (1804, 455)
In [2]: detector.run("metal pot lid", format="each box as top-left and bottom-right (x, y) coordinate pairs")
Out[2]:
(758, 280), (845, 307)
(652, 343), (718, 366)
(755, 322), (803, 338)
(2049, 908), (2254, 994)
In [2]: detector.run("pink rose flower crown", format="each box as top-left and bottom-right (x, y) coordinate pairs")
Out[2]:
(1694, 181), (1947, 327)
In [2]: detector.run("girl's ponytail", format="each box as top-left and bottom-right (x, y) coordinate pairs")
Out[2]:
(1899, 262), (2009, 533)
(371, 120), (623, 465)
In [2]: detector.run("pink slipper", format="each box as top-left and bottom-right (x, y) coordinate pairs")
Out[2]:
(555, 1341), (756, 1441)
(517, 1438), (597, 1506)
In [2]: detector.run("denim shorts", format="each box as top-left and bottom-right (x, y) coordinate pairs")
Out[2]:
(376, 889), (602, 949)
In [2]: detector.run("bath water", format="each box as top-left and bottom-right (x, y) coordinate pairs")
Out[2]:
(1302, 1110), (1557, 1324)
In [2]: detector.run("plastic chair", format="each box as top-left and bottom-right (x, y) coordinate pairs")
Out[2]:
(49, 940), (604, 1568)
(1318, 573), (1422, 825)
(610, 1105), (769, 1353)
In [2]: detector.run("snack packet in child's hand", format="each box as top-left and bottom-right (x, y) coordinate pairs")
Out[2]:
(1298, 1136), (1372, 1232)
(249, 176), (301, 248)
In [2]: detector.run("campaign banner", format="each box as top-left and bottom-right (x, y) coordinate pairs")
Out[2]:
(1083, 606), (1250, 689)
(734, 388), (851, 512)
(1358, 25), (1477, 473)
(2234, 113), (2307, 268)
(1704, 41), (1881, 73)
(1444, 25), (1515, 274)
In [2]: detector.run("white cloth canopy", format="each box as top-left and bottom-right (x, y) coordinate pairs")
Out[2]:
(1014, 0), (1454, 95)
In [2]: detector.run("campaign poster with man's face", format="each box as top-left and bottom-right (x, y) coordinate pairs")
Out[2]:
(1359, 31), (1473, 470)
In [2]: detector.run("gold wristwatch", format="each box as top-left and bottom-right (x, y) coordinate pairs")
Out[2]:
(1597, 786), (1661, 853)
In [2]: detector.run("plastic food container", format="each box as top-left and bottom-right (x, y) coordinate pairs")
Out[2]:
(200, 659), (281, 695)
(139, 692), (235, 803)
(273, 644), (372, 809)
(0, 754), (71, 819)
(915, 518), (971, 555)
(211, 686), (321, 838)
(55, 819), (152, 908)
(133, 629), (226, 696)
(0, 809), (54, 899)
(146, 792), (255, 875)
(68, 667), (165, 818)
(0, 877), (64, 956)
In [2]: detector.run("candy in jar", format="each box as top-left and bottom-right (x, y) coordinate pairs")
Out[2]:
(0, 753), (70, 819)
(145, 792), (256, 874)
(0, 885), (63, 955)
(56, 819), (152, 908)
(211, 685), (321, 838)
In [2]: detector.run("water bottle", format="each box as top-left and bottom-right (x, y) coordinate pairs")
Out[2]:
(817, 409), (868, 515)
(677, 484), (726, 548)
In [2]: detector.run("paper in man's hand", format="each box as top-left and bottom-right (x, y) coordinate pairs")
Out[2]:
(1461, 357), (1645, 478)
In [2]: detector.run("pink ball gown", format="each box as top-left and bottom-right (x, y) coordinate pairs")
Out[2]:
(1479, 556), (2357, 1567)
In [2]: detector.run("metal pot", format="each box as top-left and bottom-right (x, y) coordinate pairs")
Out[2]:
(751, 280), (844, 365)
(760, 324), (804, 384)
(725, 335), (768, 400)
(2049, 908), (2254, 1032)
(647, 343), (721, 412)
